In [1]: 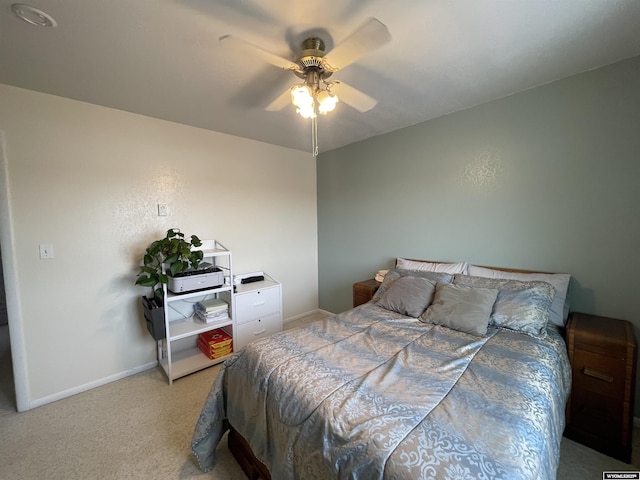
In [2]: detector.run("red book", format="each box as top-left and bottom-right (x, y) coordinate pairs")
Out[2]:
(198, 337), (233, 353)
(198, 338), (232, 359)
(199, 328), (233, 347)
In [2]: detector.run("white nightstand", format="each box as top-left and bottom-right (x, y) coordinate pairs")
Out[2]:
(231, 273), (282, 350)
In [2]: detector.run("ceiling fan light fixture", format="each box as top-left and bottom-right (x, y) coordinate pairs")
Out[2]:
(296, 106), (316, 119)
(291, 85), (313, 107)
(291, 84), (316, 119)
(317, 90), (339, 115)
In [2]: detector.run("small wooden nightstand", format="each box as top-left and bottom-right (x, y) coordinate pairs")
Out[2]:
(353, 279), (380, 307)
(564, 312), (637, 463)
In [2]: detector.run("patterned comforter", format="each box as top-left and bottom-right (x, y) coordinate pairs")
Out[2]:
(192, 302), (571, 479)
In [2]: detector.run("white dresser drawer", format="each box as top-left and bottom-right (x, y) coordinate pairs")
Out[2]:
(234, 286), (280, 325)
(235, 313), (281, 349)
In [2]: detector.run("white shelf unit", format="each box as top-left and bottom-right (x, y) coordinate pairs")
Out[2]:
(158, 240), (233, 384)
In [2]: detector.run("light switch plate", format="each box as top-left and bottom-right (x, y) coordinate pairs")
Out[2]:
(39, 244), (54, 259)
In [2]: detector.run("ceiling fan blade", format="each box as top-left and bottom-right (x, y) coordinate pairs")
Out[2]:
(265, 87), (292, 111)
(220, 35), (301, 72)
(331, 81), (377, 112)
(322, 18), (391, 71)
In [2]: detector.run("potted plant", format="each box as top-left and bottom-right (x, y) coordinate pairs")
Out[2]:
(135, 228), (204, 340)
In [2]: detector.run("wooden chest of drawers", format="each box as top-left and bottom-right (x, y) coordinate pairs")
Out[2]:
(564, 312), (637, 463)
(353, 278), (380, 307)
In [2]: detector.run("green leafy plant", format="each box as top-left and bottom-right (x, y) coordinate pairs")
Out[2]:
(135, 228), (204, 302)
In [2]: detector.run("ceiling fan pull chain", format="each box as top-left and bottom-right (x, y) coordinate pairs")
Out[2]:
(312, 116), (319, 157)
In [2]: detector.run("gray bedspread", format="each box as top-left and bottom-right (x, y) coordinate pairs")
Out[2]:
(192, 302), (571, 479)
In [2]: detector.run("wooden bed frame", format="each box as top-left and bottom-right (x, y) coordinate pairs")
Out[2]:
(226, 260), (560, 479)
(228, 427), (271, 480)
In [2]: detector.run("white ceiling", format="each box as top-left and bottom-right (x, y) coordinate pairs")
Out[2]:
(2, 1), (640, 154)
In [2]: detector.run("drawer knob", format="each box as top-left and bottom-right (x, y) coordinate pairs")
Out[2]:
(254, 329), (266, 336)
(253, 301), (265, 307)
(583, 366), (614, 383)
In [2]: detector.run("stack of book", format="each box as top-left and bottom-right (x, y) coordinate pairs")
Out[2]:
(194, 298), (228, 325)
(198, 328), (233, 359)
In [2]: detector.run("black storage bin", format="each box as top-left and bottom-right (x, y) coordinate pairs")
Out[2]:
(142, 296), (165, 341)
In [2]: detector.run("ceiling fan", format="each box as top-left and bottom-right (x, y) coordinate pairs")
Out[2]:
(219, 17), (391, 119)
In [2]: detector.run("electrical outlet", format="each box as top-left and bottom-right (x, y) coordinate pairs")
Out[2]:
(157, 204), (168, 216)
(39, 244), (54, 259)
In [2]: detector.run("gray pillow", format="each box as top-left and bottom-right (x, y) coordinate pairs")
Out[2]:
(466, 265), (570, 327)
(371, 268), (453, 303)
(420, 283), (498, 336)
(453, 275), (556, 338)
(376, 275), (438, 317)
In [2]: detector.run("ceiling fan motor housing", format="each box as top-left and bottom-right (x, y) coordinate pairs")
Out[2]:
(295, 37), (333, 79)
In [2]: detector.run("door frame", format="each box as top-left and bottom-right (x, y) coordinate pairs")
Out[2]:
(0, 131), (30, 411)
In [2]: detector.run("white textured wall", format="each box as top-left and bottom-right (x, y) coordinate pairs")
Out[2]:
(0, 84), (318, 407)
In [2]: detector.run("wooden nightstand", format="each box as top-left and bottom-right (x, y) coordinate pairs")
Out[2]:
(564, 312), (637, 463)
(353, 279), (380, 307)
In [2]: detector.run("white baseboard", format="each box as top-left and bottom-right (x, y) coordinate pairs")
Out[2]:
(27, 310), (335, 410)
(29, 361), (158, 410)
(283, 308), (334, 324)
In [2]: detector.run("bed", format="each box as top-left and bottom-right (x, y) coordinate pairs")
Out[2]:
(191, 261), (572, 480)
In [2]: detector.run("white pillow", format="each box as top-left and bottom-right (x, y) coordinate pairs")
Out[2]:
(466, 265), (571, 327)
(396, 258), (468, 275)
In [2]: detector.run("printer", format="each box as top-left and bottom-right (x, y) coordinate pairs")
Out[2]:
(167, 262), (224, 294)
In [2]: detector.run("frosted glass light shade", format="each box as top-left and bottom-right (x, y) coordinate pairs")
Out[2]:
(317, 90), (338, 114)
(291, 85), (313, 108)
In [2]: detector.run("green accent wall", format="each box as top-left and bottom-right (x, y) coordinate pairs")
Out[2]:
(318, 56), (640, 324)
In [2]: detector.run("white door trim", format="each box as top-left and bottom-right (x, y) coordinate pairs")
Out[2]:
(0, 131), (30, 411)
